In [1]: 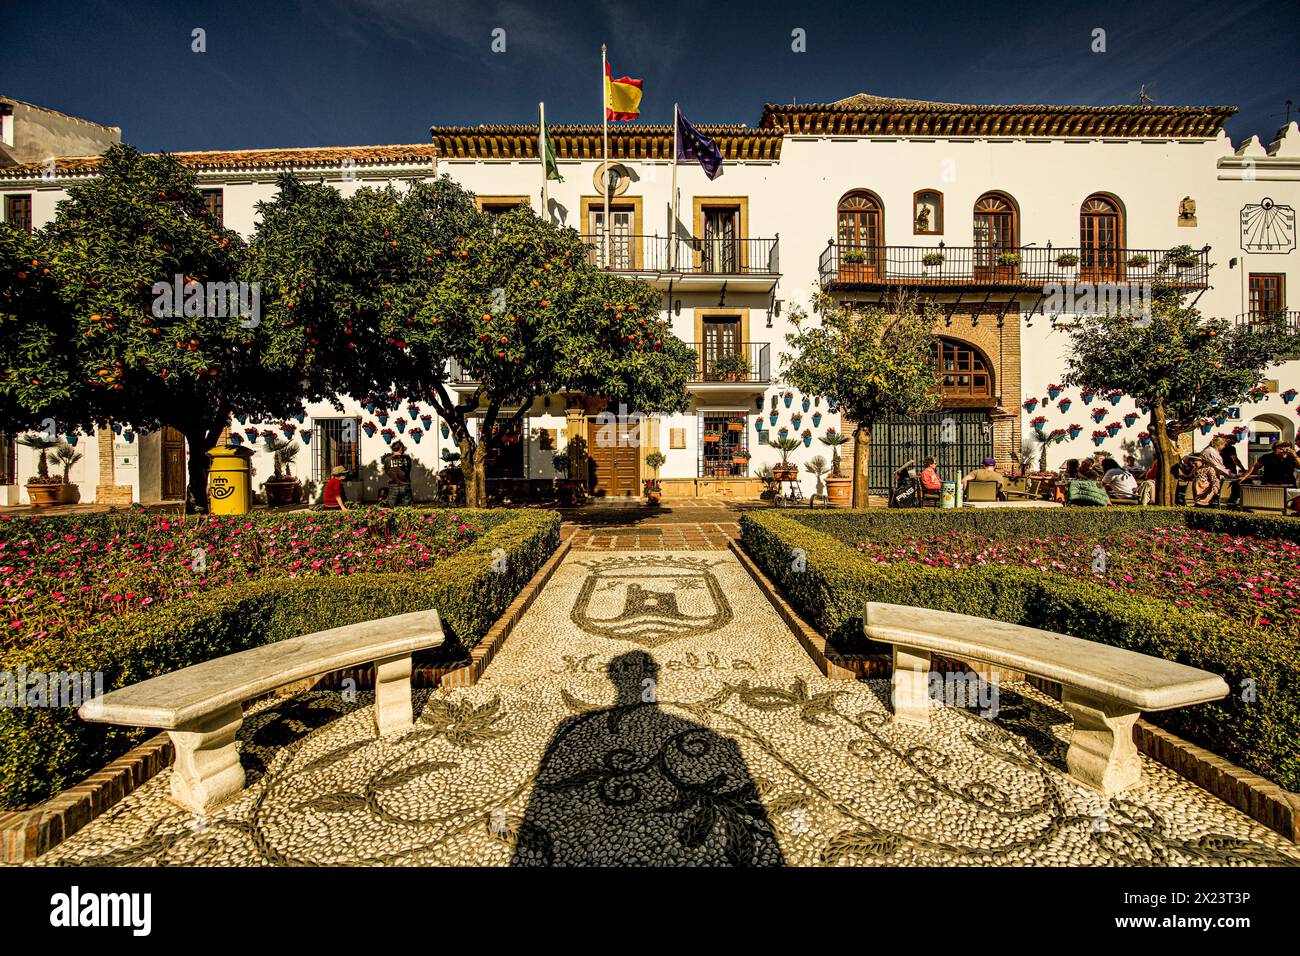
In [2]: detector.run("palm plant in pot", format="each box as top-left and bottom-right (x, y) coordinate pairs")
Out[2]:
(18, 433), (63, 507)
(263, 434), (302, 505)
(54, 440), (84, 503)
(767, 436), (800, 481)
(804, 454), (829, 499)
(817, 429), (853, 506)
(643, 450), (666, 504)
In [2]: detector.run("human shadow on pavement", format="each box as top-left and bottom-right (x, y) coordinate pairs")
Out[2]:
(511, 651), (785, 866)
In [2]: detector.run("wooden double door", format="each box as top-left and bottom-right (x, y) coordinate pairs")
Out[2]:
(586, 417), (640, 497)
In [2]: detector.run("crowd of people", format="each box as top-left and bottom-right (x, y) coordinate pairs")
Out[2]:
(898, 437), (1299, 513)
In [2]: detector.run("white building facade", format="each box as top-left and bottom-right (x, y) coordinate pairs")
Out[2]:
(1, 94), (1297, 504)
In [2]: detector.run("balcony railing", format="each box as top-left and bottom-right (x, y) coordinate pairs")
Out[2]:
(818, 243), (1211, 290)
(686, 341), (771, 383)
(582, 235), (779, 276)
(1234, 310), (1300, 332)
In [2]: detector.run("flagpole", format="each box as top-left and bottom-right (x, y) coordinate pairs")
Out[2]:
(601, 44), (610, 269)
(670, 102), (679, 272)
(539, 101), (548, 221)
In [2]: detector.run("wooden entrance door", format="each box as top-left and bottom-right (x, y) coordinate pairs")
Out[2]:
(837, 192), (883, 281)
(586, 417), (640, 496)
(161, 427), (186, 499)
(1080, 195), (1123, 282)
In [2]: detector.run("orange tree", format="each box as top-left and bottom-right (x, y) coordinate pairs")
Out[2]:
(1061, 290), (1294, 505)
(4, 145), (311, 510)
(248, 177), (695, 507)
(780, 294), (941, 506)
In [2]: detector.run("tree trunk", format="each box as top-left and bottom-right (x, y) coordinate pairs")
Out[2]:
(459, 437), (487, 508)
(184, 430), (213, 514)
(1150, 400), (1178, 507)
(852, 423), (872, 508)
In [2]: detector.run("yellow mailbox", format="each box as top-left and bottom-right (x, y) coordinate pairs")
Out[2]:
(207, 445), (254, 515)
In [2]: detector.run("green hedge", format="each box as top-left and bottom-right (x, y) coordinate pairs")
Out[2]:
(0, 509), (559, 809)
(740, 509), (1300, 792)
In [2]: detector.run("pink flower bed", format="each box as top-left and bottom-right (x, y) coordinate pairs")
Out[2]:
(0, 511), (478, 645)
(854, 526), (1300, 632)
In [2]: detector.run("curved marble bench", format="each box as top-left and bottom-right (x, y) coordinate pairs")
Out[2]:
(863, 602), (1228, 796)
(79, 609), (444, 814)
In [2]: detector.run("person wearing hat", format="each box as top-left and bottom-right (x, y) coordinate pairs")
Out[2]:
(381, 440), (414, 507)
(322, 464), (350, 511)
(962, 456), (1006, 495)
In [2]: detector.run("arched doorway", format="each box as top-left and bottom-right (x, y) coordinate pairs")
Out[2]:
(973, 192), (1018, 281)
(837, 190), (884, 280)
(1080, 193), (1124, 282)
(1246, 413), (1295, 465)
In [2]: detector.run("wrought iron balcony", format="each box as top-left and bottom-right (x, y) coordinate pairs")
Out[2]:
(686, 342), (771, 384)
(1234, 310), (1300, 332)
(818, 243), (1211, 290)
(582, 235), (779, 276)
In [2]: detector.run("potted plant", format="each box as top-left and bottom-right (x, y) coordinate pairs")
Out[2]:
(1091, 429), (1107, 447)
(409, 427), (424, 444)
(18, 433), (63, 507)
(1127, 253), (1150, 268)
(1166, 245), (1200, 270)
(804, 454), (829, 498)
(1046, 383), (1063, 400)
(1023, 398), (1038, 413)
(783, 390), (793, 408)
(1138, 431), (1152, 447)
(1282, 388), (1297, 404)
(1123, 412), (1139, 428)
(768, 436), (800, 481)
(1091, 407), (1108, 423)
(1080, 390), (1095, 405)
(791, 413), (803, 430)
(1054, 252), (1079, 269)
(841, 247), (868, 280)
(713, 354), (750, 382)
(54, 440), (84, 503)
(644, 451), (666, 504)
(1105, 421), (1121, 437)
(818, 429), (853, 507)
(801, 428), (813, 448)
(1068, 423), (1083, 440)
(801, 395), (811, 413)
(1030, 415), (1048, 440)
(726, 415), (745, 432)
(995, 251), (1021, 281)
(1057, 397), (1072, 413)
(262, 435), (302, 505)
(921, 251), (945, 272)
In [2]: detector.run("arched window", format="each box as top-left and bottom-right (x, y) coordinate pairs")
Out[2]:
(1080, 194), (1124, 280)
(973, 192), (1018, 276)
(837, 190), (884, 276)
(935, 337), (993, 398)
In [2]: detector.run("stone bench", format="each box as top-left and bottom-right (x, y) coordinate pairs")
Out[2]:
(79, 609), (444, 813)
(863, 602), (1228, 795)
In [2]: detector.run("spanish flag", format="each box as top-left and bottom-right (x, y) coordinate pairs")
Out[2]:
(605, 60), (643, 121)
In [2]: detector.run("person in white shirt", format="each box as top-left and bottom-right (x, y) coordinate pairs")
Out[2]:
(1101, 457), (1139, 498)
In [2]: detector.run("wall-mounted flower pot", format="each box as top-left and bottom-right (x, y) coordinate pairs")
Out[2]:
(791, 414), (802, 430)
(1123, 414), (1138, 427)
(377, 413), (389, 426)
(1048, 388), (1062, 400)
(783, 394), (793, 408)
(1080, 393), (1094, 405)
(1023, 399), (1038, 413)
(801, 397), (811, 413)
(812, 412), (822, 427)
(441, 424), (450, 439)
(421, 416), (433, 429)
(769, 412), (779, 426)
(300, 432), (311, 445)
(1058, 399), (1072, 413)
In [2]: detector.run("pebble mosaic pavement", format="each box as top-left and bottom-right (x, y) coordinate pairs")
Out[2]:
(30, 550), (1300, 867)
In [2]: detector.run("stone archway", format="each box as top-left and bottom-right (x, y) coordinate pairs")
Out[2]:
(1245, 413), (1295, 466)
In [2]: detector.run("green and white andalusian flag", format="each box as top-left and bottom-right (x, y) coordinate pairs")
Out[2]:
(541, 121), (563, 182)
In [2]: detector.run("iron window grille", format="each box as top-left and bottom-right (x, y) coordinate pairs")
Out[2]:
(312, 417), (362, 481)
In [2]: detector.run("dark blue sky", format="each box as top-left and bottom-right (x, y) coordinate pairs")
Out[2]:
(3, 0), (1295, 152)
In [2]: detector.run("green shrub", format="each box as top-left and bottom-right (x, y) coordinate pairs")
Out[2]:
(740, 509), (1300, 791)
(0, 510), (559, 808)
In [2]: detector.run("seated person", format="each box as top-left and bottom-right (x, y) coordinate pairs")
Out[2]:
(1100, 456), (1139, 499)
(1239, 440), (1300, 512)
(321, 465), (349, 511)
(1123, 454), (1146, 479)
(962, 457), (1005, 497)
(918, 456), (942, 494)
(1066, 459), (1110, 506)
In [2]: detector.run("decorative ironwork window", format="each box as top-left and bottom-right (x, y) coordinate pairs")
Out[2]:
(699, 413), (749, 477)
(311, 417), (361, 481)
(914, 189), (943, 235)
(935, 338), (993, 397)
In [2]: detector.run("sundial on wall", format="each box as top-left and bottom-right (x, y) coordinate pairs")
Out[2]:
(1239, 198), (1296, 254)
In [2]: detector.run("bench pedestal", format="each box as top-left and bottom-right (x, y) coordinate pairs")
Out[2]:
(373, 654), (415, 735)
(890, 645), (933, 725)
(1061, 690), (1142, 796)
(168, 704), (245, 815)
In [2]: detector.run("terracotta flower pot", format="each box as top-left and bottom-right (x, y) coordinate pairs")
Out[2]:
(825, 476), (852, 507)
(264, 480), (300, 505)
(26, 482), (63, 508)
